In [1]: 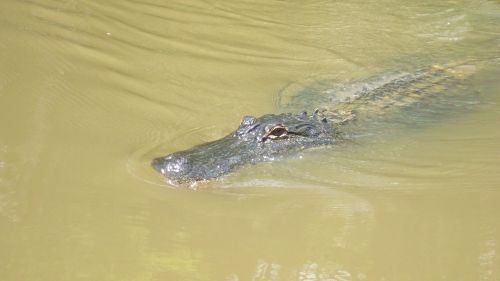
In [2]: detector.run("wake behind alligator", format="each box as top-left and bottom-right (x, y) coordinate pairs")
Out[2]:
(152, 63), (477, 184)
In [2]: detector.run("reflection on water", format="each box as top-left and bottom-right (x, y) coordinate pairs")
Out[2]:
(238, 260), (355, 281)
(1, 0), (499, 280)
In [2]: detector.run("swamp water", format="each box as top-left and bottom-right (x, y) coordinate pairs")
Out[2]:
(1, 0), (500, 280)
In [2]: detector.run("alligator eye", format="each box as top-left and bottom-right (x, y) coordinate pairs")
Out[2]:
(262, 124), (288, 141)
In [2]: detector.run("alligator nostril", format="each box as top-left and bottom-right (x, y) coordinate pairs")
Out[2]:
(151, 157), (167, 174)
(152, 155), (189, 177)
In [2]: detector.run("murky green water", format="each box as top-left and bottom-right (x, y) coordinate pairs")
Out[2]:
(1, 0), (499, 280)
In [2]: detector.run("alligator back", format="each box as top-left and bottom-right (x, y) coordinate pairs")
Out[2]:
(277, 63), (478, 129)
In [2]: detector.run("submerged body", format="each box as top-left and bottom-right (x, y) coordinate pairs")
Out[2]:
(153, 63), (476, 184)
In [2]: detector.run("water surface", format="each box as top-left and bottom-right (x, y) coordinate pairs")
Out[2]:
(1, 0), (499, 280)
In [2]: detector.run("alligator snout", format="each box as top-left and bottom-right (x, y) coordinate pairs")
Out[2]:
(152, 155), (187, 178)
(151, 135), (244, 183)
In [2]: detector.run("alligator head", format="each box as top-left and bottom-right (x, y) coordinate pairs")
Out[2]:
(152, 112), (335, 184)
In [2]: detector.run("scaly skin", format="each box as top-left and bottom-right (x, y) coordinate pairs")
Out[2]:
(152, 63), (476, 184)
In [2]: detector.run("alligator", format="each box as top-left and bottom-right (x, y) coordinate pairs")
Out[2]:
(152, 63), (476, 184)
